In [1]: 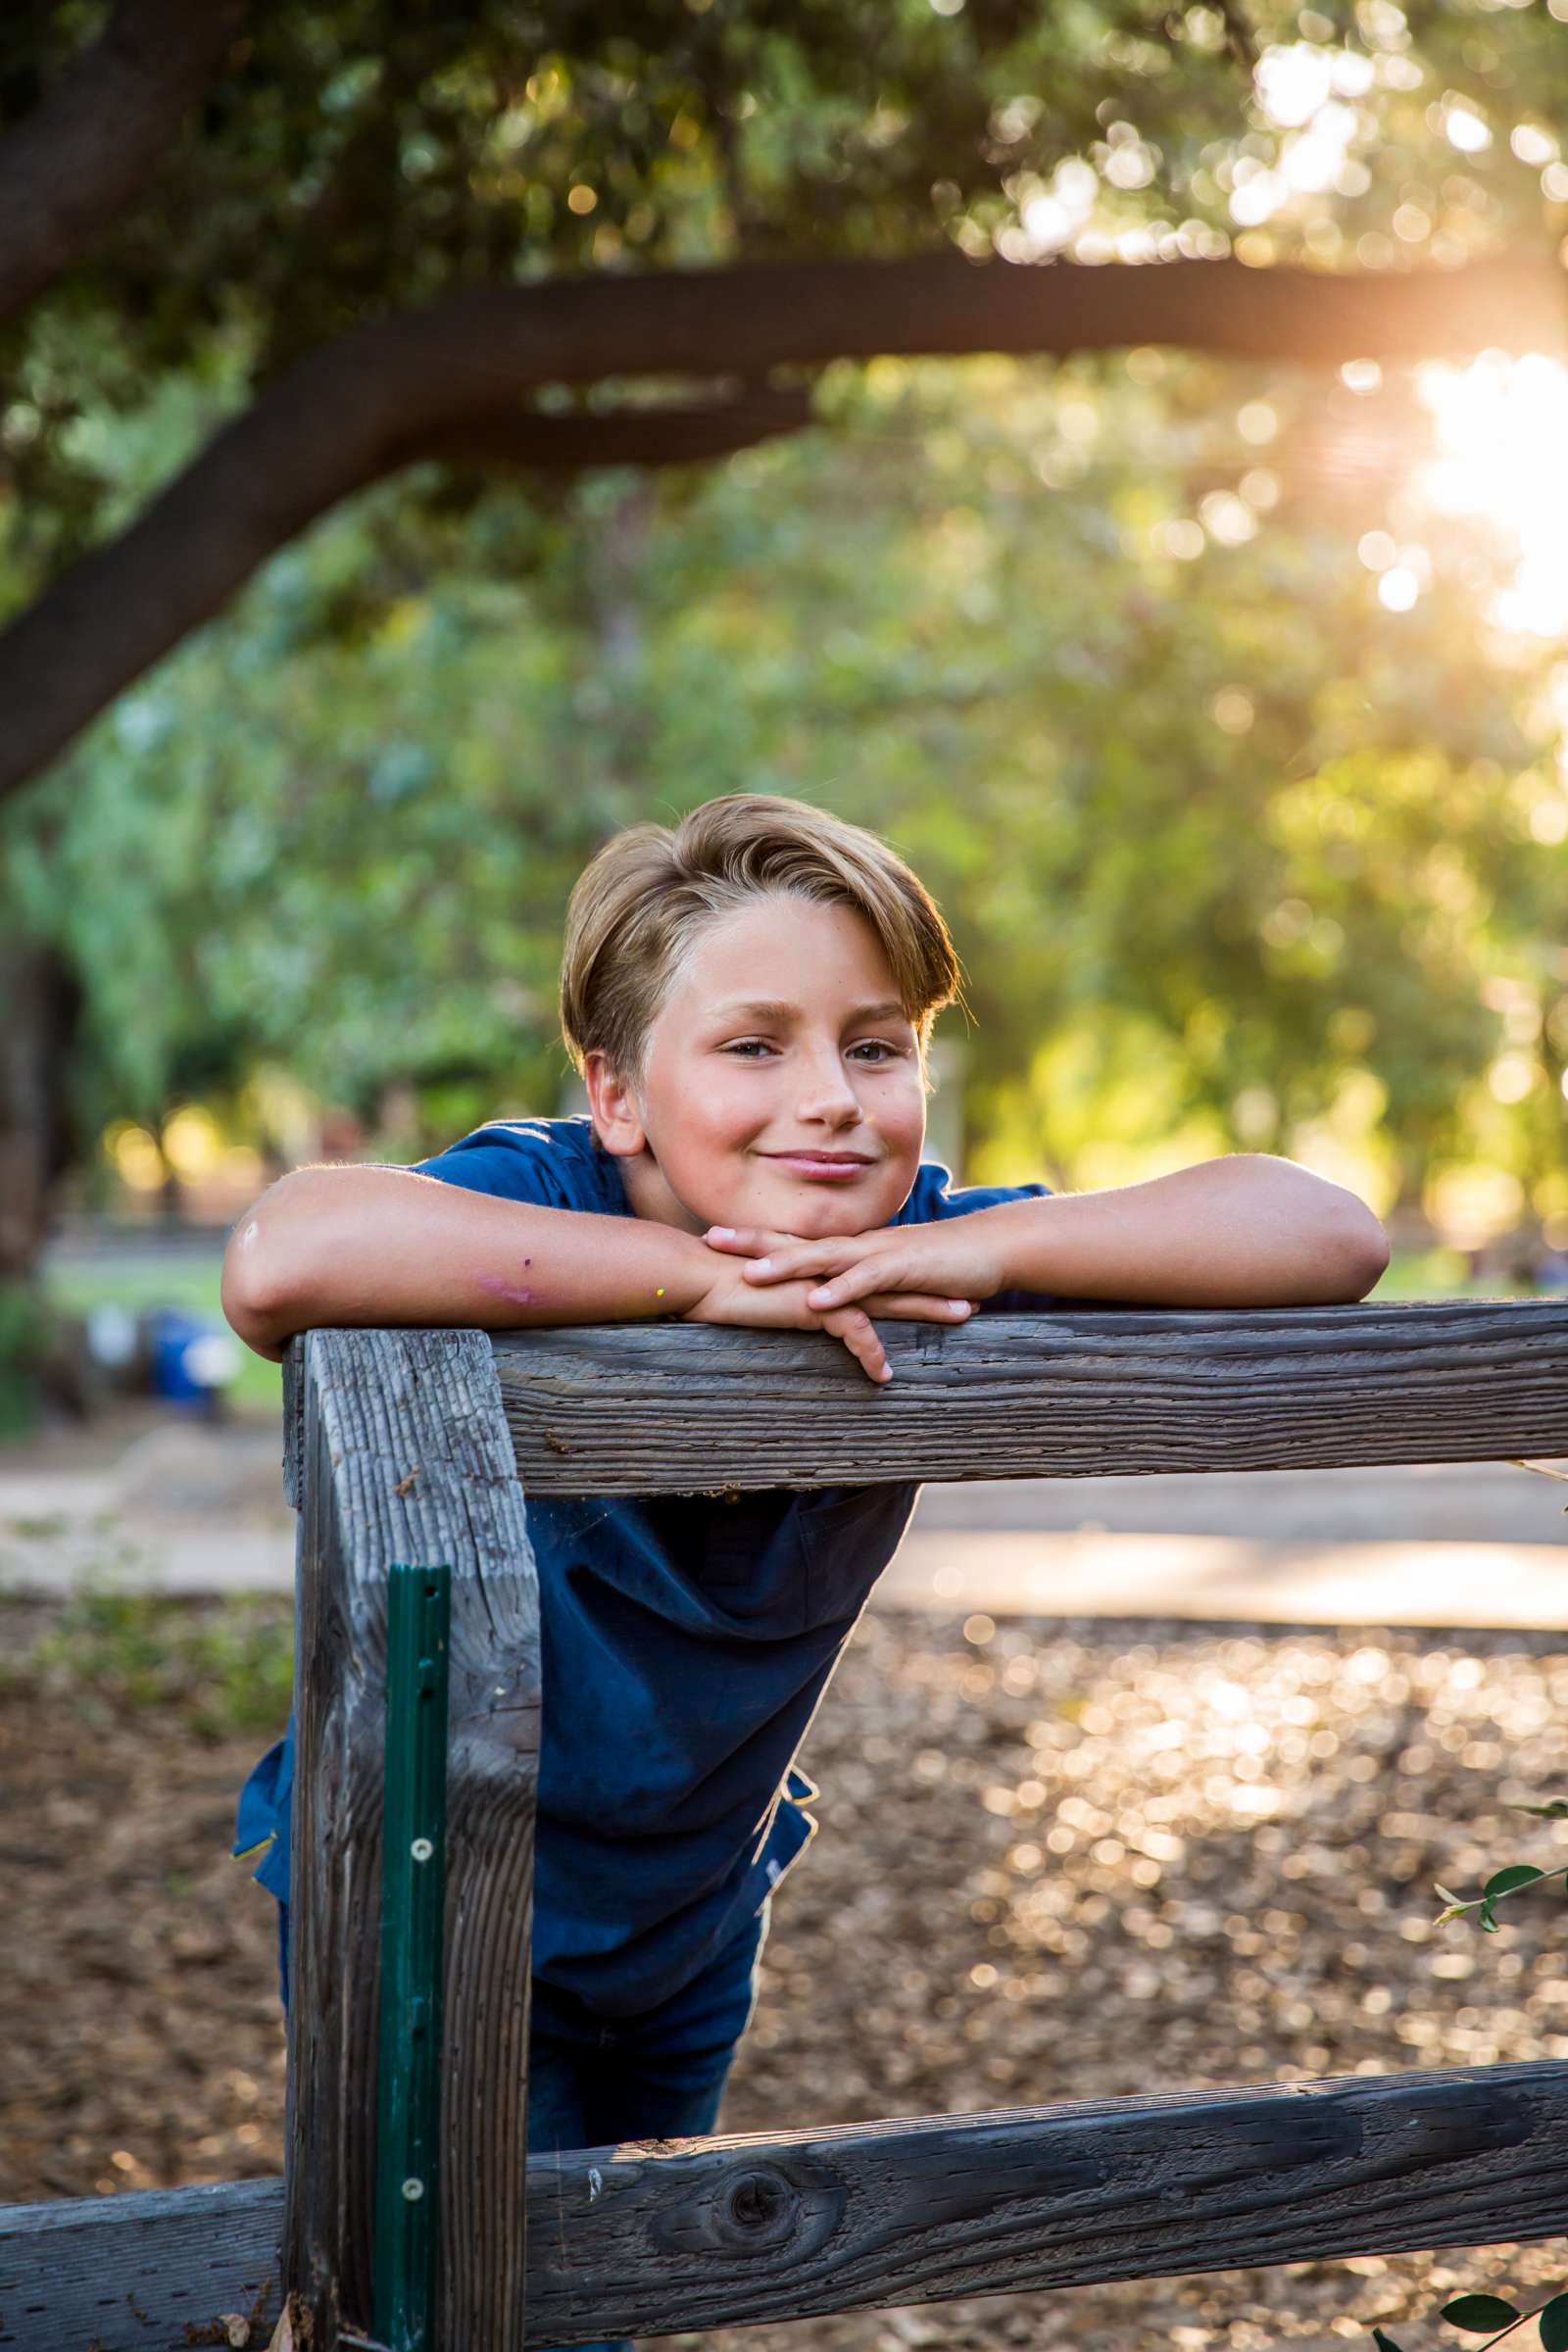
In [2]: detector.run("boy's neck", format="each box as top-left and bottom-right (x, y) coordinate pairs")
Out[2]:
(614, 1145), (707, 1235)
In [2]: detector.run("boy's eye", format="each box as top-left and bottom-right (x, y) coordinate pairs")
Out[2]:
(721, 1037), (909, 1062)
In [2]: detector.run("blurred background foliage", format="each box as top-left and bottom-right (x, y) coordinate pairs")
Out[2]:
(7, 342), (1564, 1239)
(1, 0), (1565, 1417)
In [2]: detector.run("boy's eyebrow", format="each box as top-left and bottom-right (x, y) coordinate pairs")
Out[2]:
(710, 998), (909, 1026)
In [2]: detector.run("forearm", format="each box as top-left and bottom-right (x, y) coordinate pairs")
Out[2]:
(220, 1164), (712, 1357)
(978, 1154), (1389, 1308)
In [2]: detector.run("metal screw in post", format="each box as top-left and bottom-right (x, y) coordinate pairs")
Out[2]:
(402, 2178), (424, 2203)
(410, 1838), (433, 1863)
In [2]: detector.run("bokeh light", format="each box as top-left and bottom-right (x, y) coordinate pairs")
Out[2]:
(1415, 352), (1568, 637)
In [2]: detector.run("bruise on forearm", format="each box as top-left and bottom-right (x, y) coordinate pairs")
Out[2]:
(472, 1267), (541, 1311)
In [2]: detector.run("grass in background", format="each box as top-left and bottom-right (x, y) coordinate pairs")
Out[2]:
(1374, 1249), (1541, 1300)
(1, 1581), (293, 1740)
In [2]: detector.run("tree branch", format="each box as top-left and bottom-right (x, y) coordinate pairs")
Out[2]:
(396, 382), (813, 471)
(0, 0), (247, 324)
(1, 246), (1561, 803)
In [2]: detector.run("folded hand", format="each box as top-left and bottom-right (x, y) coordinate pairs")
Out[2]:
(687, 1234), (979, 1385)
(703, 1219), (1004, 1321)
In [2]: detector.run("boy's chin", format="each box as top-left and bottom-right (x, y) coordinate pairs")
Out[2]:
(755, 1176), (908, 1237)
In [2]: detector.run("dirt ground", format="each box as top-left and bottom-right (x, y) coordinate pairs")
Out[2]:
(5, 1588), (1568, 2351)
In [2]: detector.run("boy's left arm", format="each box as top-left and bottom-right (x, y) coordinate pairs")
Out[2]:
(706, 1154), (1390, 1312)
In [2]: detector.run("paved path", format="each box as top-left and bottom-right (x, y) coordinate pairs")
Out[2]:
(1, 1419), (1563, 1626)
(880, 1528), (1568, 1628)
(0, 1418), (296, 1595)
(887, 1461), (1568, 1628)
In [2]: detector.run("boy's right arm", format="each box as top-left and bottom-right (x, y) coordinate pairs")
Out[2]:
(221, 1165), (975, 1381)
(220, 1164), (718, 1363)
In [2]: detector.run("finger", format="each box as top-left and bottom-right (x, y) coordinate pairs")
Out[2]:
(821, 1304), (888, 1383)
(703, 1226), (792, 1255)
(858, 1293), (975, 1323)
(741, 1243), (844, 1285)
(743, 1232), (864, 1289)
(803, 1257), (917, 1309)
(822, 1305), (891, 1386)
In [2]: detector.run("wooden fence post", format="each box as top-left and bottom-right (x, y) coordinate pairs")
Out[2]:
(284, 1328), (541, 2352)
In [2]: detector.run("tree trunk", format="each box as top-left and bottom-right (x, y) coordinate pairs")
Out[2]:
(0, 931), (81, 1285)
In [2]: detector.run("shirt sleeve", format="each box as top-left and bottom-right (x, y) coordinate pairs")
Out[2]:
(232, 1722), (293, 1904)
(409, 1116), (618, 1213)
(895, 1160), (1058, 1313)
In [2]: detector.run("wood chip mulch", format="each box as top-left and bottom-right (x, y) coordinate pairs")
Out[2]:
(4, 1593), (1567, 2351)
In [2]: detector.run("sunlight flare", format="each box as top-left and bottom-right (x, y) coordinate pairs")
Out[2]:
(1415, 351), (1568, 637)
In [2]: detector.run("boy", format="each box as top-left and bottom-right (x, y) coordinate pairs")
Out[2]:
(225, 793), (1387, 2352)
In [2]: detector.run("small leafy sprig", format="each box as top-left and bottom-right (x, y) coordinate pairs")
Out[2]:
(1373, 2289), (1568, 2352)
(1432, 1802), (1568, 1932)
(1374, 1773), (1568, 2346)
(1365, 1457), (1568, 2352)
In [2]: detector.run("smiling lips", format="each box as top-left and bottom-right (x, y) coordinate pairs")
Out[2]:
(761, 1150), (876, 1180)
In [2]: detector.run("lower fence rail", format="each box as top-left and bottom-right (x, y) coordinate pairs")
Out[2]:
(5, 2059), (1567, 2351)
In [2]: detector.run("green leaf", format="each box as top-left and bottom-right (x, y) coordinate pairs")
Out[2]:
(1372, 2330), (1406, 2351)
(1441, 2295), (1522, 2330)
(1484, 1866), (1546, 1900)
(1479, 1901), (1499, 1933)
(1539, 2292), (1568, 2351)
(1513, 1801), (1568, 1819)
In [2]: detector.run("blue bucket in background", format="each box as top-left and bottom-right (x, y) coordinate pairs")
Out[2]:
(144, 1307), (242, 1409)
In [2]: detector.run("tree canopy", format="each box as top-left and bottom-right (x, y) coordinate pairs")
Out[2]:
(10, 339), (1564, 1241)
(2, 0), (1566, 1288)
(2, 0), (1563, 797)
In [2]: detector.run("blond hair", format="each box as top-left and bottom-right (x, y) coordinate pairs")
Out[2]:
(560, 793), (961, 1082)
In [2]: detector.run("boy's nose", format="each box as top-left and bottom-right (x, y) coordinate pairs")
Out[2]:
(795, 1054), (861, 1125)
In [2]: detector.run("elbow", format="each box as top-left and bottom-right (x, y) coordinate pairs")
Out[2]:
(220, 1184), (302, 1356)
(1359, 1214), (1392, 1298)
(1296, 1172), (1390, 1302)
(1246, 1157), (1390, 1303)
(1334, 1210), (1391, 1302)
(220, 1269), (285, 1360)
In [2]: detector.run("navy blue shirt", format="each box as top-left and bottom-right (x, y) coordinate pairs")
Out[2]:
(234, 1116), (1052, 2016)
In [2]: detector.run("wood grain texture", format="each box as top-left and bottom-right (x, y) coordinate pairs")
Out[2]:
(521, 2061), (1568, 2345)
(0, 2179), (281, 2351)
(491, 1301), (1568, 1495)
(11, 2061), (1568, 2349)
(285, 1328), (541, 2352)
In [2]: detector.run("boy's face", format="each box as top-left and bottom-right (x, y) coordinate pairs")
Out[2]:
(589, 894), (928, 1236)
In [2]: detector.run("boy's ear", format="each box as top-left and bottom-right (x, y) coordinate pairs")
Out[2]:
(583, 1051), (647, 1158)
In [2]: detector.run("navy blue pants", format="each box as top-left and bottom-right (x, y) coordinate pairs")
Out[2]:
(275, 1899), (769, 2352)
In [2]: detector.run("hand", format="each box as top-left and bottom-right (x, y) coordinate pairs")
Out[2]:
(703, 1220), (1006, 1318)
(686, 1247), (976, 1386)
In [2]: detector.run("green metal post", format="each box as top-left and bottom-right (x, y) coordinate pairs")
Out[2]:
(373, 1563), (452, 2352)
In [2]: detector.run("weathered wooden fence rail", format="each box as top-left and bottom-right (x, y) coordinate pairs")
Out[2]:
(3, 1301), (1566, 2352)
(12, 2060), (1568, 2348)
(487, 1300), (1568, 1492)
